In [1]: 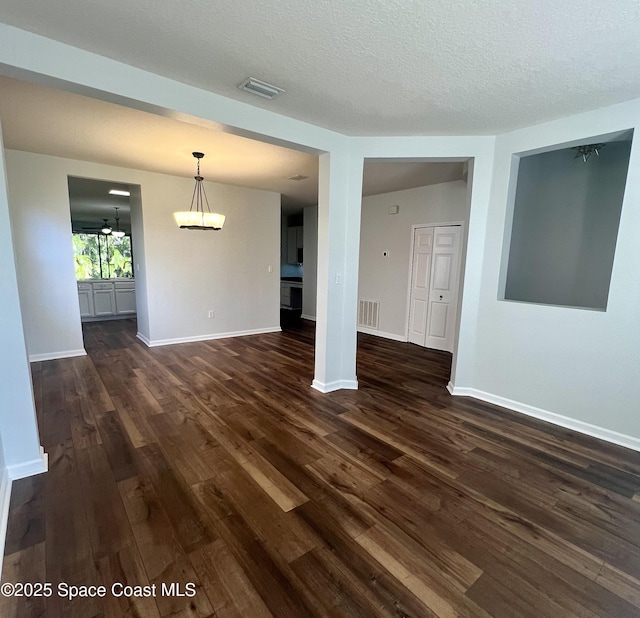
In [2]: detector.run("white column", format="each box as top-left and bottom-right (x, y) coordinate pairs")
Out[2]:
(313, 147), (364, 392)
(447, 150), (496, 391)
(0, 121), (47, 479)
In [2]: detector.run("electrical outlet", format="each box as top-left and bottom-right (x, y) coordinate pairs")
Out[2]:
(208, 310), (215, 318)
(335, 273), (342, 285)
(268, 265), (273, 273)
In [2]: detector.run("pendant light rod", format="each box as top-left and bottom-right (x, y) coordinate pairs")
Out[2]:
(112, 207), (125, 238)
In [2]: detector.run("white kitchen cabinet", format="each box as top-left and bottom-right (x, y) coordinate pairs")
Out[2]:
(93, 281), (116, 316)
(77, 279), (136, 320)
(115, 280), (136, 315)
(77, 282), (94, 318)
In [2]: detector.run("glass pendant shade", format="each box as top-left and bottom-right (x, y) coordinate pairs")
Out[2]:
(174, 152), (225, 231)
(173, 211), (225, 230)
(111, 229), (126, 238)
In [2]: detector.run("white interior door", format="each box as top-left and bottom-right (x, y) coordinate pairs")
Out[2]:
(408, 225), (461, 352)
(425, 226), (461, 352)
(408, 227), (434, 345)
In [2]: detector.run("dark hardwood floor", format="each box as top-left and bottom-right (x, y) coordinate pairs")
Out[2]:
(2, 318), (640, 617)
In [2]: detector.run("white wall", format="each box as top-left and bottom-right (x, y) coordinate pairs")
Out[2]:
(6, 152), (86, 360)
(128, 185), (149, 340)
(302, 204), (318, 319)
(463, 99), (640, 445)
(0, 131), (45, 478)
(359, 181), (468, 339)
(140, 171), (280, 344)
(6, 150), (281, 354)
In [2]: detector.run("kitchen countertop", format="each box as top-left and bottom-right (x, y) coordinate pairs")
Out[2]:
(281, 278), (302, 288)
(77, 278), (135, 282)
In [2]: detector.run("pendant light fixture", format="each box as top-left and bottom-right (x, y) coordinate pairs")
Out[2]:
(572, 143), (606, 162)
(173, 152), (225, 230)
(111, 207), (125, 238)
(101, 219), (112, 235)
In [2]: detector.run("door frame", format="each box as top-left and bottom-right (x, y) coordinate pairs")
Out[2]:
(405, 220), (466, 348)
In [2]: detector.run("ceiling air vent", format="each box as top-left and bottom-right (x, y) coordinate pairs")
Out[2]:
(238, 77), (285, 100)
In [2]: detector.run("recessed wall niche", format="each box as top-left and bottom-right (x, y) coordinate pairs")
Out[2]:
(502, 133), (633, 310)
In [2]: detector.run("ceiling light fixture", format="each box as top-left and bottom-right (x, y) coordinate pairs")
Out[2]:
(173, 152), (225, 231)
(572, 143), (606, 162)
(109, 189), (131, 196)
(111, 207), (125, 238)
(288, 174), (309, 181)
(101, 219), (112, 235)
(238, 77), (285, 100)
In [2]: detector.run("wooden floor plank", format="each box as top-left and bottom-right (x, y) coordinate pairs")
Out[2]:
(192, 478), (316, 617)
(355, 524), (490, 618)
(96, 546), (161, 618)
(189, 540), (274, 618)
(3, 475), (46, 556)
(288, 547), (386, 617)
(134, 443), (217, 553)
(75, 444), (136, 560)
(117, 475), (215, 617)
(0, 543), (46, 618)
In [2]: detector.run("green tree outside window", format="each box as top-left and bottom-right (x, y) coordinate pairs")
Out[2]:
(73, 233), (133, 279)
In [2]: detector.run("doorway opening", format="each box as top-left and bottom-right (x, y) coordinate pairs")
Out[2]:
(68, 176), (142, 328)
(279, 160), (320, 333)
(357, 158), (473, 381)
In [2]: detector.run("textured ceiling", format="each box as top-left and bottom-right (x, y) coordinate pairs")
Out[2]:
(1, 1), (640, 135)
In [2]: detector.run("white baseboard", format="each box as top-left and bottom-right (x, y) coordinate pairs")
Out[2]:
(357, 326), (408, 343)
(7, 447), (48, 481)
(136, 332), (151, 346)
(300, 314), (316, 322)
(29, 348), (86, 363)
(139, 326), (282, 348)
(448, 385), (640, 452)
(0, 466), (11, 575)
(311, 379), (359, 393)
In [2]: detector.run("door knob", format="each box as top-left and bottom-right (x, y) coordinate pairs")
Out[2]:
(439, 295), (443, 300)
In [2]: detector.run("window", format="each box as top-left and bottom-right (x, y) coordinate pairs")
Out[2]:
(73, 233), (133, 280)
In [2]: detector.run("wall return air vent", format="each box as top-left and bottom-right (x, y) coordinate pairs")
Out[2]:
(358, 300), (380, 329)
(238, 77), (285, 100)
